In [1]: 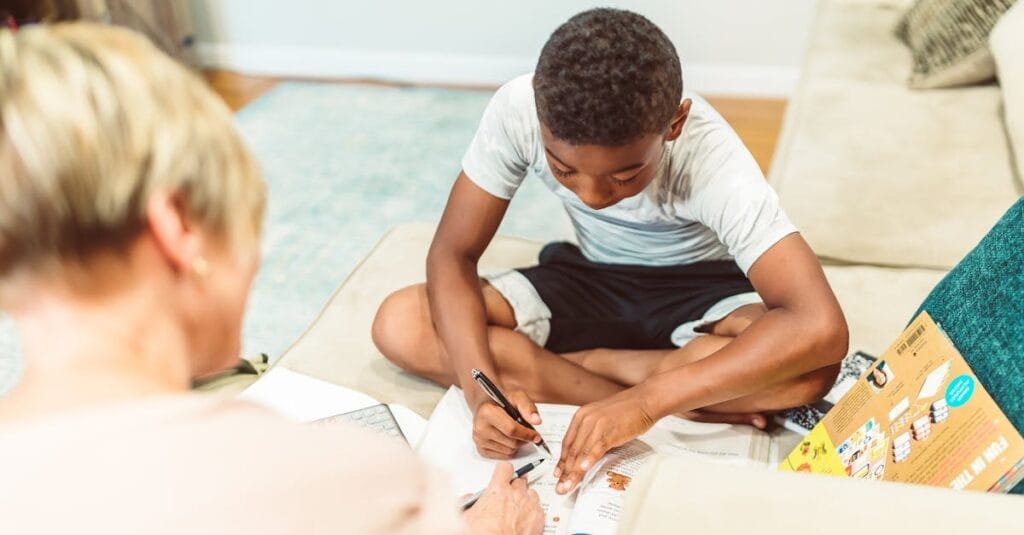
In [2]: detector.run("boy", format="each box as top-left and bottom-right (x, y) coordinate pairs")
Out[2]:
(373, 8), (848, 494)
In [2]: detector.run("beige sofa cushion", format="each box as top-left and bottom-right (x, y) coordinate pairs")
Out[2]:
(992, 1), (1024, 191)
(770, 0), (1020, 270)
(822, 264), (944, 354)
(620, 455), (1023, 534)
(802, 0), (915, 84)
(273, 223), (944, 417)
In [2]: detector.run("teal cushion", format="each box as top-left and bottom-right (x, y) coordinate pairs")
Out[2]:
(916, 196), (1024, 494)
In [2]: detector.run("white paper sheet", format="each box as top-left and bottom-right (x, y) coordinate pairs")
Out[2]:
(239, 367), (427, 445)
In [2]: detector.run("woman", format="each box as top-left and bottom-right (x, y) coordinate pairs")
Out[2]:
(0, 23), (543, 533)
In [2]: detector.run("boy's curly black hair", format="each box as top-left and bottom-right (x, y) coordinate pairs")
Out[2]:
(533, 8), (682, 147)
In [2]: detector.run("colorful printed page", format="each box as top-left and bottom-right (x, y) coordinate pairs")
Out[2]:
(418, 387), (772, 534)
(781, 312), (1024, 493)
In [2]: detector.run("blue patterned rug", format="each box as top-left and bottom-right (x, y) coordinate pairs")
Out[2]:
(0, 81), (570, 395)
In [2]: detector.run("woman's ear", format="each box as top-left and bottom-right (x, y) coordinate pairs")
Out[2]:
(146, 190), (202, 275)
(665, 99), (692, 142)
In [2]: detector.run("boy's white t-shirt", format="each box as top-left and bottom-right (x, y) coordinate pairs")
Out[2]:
(461, 73), (797, 274)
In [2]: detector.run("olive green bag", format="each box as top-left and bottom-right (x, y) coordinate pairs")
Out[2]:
(191, 353), (271, 396)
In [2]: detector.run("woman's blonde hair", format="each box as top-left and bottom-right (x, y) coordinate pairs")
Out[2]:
(0, 23), (266, 279)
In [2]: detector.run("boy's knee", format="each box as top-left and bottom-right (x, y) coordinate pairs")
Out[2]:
(371, 286), (428, 369)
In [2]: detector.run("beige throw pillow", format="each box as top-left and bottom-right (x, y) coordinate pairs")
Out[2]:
(896, 0), (1018, 89)
(991, 1), (1024, 190)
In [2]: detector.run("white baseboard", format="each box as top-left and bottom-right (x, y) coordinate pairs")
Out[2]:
(197, 42), (799, 97)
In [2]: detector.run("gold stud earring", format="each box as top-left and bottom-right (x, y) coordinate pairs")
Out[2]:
(191, 256), (210, 278)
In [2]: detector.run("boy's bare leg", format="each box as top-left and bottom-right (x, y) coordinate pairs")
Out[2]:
(634, 333), (838, 415)
(373, 283), (625, 405)
(485, 327), (625, 405)
(562, 303), (767, 383)
(375, 287), (836, 416)
(561, 303), (839, 414)
(373, 281), (512, 385)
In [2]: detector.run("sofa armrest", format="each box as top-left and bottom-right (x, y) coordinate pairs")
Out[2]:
(620, 455), (1022, 534)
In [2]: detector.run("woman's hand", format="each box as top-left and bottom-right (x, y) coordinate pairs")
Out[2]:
(463, 462), (544, 535)
(554, 388), (657, 494)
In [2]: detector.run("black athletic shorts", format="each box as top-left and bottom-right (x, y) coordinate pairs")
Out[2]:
(516, 242), (756, 353)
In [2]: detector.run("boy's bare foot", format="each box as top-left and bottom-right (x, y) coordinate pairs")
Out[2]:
(677, 408), (773, 430)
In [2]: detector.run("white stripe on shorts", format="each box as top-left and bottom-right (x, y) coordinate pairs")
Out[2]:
(483, 270), (553, 347)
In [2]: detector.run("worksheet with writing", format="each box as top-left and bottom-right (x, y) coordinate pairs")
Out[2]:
(416, 390), (576, 534)
(417, 387), (771, 534)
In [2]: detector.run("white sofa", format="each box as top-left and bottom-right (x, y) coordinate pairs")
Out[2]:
(619, 455), (1021, 533)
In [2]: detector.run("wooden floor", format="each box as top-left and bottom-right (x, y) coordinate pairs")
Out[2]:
(203, 70), (786, 173)
(705, 97), (787, 173)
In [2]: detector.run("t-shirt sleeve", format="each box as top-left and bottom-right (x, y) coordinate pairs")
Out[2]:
(686, 122), (798, 274)
(460, 79), (534, 199)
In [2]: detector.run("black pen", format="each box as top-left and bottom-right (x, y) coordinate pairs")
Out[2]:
(460, 458), (546, 510)
(471, 368), (552, 456)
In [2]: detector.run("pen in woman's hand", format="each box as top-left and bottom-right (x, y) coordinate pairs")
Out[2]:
(460, 458), (546, 510)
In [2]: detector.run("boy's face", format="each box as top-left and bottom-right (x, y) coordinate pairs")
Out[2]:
(540, 101), (690, 210)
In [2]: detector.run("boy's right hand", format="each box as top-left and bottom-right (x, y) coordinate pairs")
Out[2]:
(471, 390), (543, 458)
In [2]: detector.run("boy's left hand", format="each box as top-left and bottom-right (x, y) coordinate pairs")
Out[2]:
(554, 387), (657, 494)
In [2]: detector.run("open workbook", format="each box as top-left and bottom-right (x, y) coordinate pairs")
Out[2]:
(418, 387), (792, 534)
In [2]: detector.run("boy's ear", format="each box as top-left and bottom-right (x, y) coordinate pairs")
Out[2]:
(146, 190), (203, 276)
(665, 99), (691, 142)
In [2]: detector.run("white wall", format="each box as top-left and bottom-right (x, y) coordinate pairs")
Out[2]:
(192, 0), (817, 96)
